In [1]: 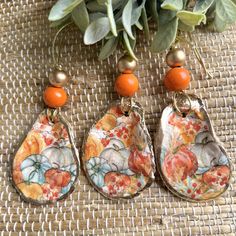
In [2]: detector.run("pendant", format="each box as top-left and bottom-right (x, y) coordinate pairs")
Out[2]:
(10, 109), (79, 204)
(82, 99), (155, 199)
(155, 93), (231, 201)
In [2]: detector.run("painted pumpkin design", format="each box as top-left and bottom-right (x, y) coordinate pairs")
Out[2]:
(202, 165), (230, 189)
(128, 146), (153, 177)
(162, 145), (198, 183)
(86, 157), (112, 188)
(42, 145), (75, 169)
(190, 131), (228, 174)
(104, 172), (131, 196)
(82, 103), (155, 199)
(101, 138), (130, 171)
(155, 96), (231, 201)
(13, 132), (45, 169)
(11, 110), (79, 204)
(83, 136), (104, 161)
(44, 169), (71, 188)
(21, 154), (52, 184)
(17, 183), (43, 200)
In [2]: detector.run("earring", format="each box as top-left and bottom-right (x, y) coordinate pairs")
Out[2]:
(10, 24), (80, 204)
(82, 55), (156, 199)
(155, 43), (231, 202)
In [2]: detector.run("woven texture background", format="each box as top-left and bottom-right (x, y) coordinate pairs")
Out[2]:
(0, 1), (236, 235)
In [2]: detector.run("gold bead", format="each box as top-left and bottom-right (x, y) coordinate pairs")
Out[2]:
(118, 55), (137, 73)
(49, 68), (70, 87)
(166, 48), (186, 68)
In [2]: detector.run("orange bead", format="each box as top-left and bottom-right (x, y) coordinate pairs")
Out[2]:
(43, 86), (67, 108)
(164, 67), (191, 91)
(114, 73), (139, 97)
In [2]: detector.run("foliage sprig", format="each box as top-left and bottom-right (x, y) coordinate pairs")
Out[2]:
(49, 0), (236, 60)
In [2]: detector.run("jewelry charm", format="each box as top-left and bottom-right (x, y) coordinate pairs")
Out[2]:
(10, 27), (79, 204)
(82, 56), (155, 199)
(155, 48), (231, 202)
(11, 108), (79, 204)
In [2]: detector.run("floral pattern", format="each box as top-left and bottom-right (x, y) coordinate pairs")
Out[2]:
(83, 105), (155, 199)
(11, 110), (79, 204)
(158, 104), (231, 201)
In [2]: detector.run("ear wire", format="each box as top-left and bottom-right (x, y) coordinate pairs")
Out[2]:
(52, 22), (73, 67)
(175, 33), (213, 79)
(187, 32), (213, 79)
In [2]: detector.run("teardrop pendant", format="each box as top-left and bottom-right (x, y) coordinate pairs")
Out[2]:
(11, 109), (79, 204)
(155, 94), (231, 201)
(82, 101), (155, 199)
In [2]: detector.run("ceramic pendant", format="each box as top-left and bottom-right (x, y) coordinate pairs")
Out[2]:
(155, 94), (231, 201)
(82, 101), (155, 199)
(11, 110), (79, 204)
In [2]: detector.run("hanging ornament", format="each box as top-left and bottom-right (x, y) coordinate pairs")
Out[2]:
(82, 55), (156, 199)
(155, 46), (231, 202)
(10, 25), (80, 204)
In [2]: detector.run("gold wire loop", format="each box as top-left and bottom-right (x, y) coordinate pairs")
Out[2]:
(175, 33), (213, 79)
(173, 91), (192, 116)
(52, 22), (73, 67)
(120, 97), (134, 116)
(188, 33), (213, 79)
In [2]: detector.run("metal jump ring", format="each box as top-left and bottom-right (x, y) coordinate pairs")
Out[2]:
(173, 91), (192, 116)
(120, 97), (134, 116)
(46, 108), (59, 122)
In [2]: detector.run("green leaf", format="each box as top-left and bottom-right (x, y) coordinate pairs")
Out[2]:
(50, 14), (71, 27)
(135, 21), (143, 30)
(151, 17), (178, 53)
(64, 0), (83, 12)
(208, 0), (236, 32)
(106, 0), (118, 36)
(89, 13), (106, 22)
(161, 0), (183, 11)
(105, 20), (124, 39)
(87, 1), (107, 12)
(129, 29), (136, 50)
(216, 0), (236, 24)
(183, 0), (188, 7)
(159, 9), (177, 25)
(84, 17), (110, 45)
(210, 15), (227, 32)
(123, 31), (138, 60)
(131, 0), (146, 25)
(122, 0), (135, 40)
(177, 11), (205, 26)
(99, 37), (119, 60)
(193, 0), (214, 13)
(72, 1), (89, 32)
(148, 0), (158, 23)
(178, 20), (195, 32)
(49, 0), (81, 21)
(141, 7), (150, 40)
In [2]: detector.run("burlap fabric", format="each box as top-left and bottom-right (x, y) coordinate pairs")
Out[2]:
(0, 1), (235, 235)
